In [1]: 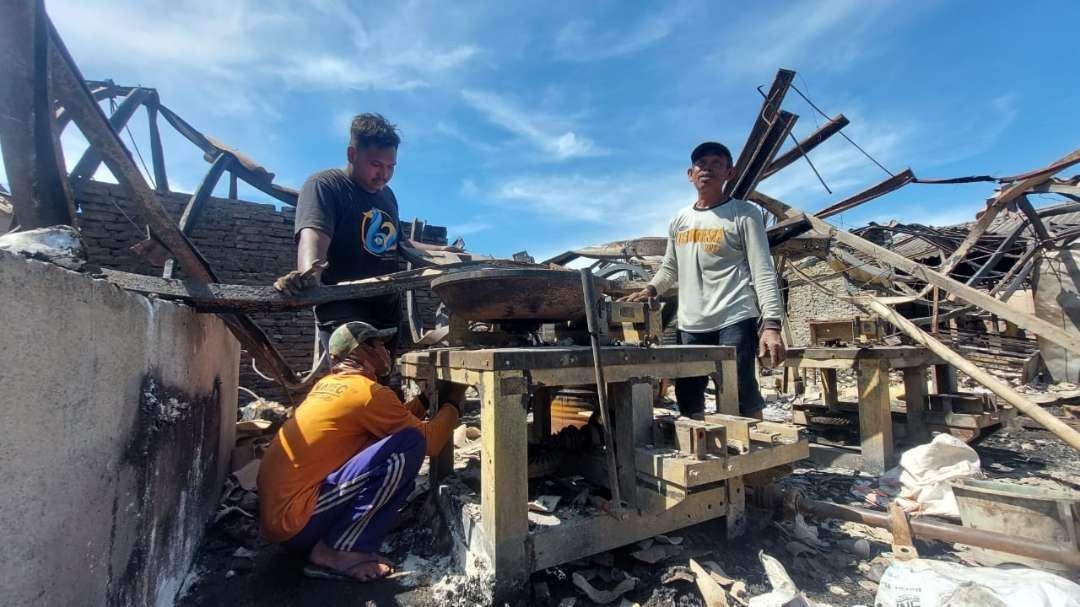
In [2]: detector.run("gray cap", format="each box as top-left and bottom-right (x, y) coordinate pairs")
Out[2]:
(327, 321), (397, 360)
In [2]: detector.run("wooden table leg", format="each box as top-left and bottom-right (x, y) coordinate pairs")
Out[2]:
(431, 380), (454, 480)
(726, 476), (746, 538)
(528, 386), (552, 444)
(611, 380), (653, 511)
(480, 371), (530, 600)
(821, 368), (839, 410)
(857, 360), (894, 474)
(933, 363), (958, 394)
(715, 360), (740, 416)
(902, 366), (930, 445)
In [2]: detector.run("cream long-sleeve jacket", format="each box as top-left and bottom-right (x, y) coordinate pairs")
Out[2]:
(649, 199), (784, 332)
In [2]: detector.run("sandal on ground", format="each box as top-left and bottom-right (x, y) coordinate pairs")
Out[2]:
(303, 558), (394, 583)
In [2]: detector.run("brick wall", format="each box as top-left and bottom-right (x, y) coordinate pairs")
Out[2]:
(76, 180), (447, 404)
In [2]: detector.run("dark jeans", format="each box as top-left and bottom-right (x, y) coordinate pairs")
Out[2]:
(675, 318), (764, 418)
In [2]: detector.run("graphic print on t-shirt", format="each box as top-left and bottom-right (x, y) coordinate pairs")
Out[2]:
(675, 226), (726, 254)
(361, 208), (398, 255)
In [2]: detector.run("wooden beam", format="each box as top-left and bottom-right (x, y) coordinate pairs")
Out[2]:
(157, 103), (298, 205)
(0, 0), (75, 229)
(146, 98), (168, 193)
(857, 359), (893, 474)
(163, 152), (232, 278)
(902, 366), (930, 444)
(761, 113), (849, 180)
(68, 86), (153, 188)
(815, 169), (916, 219)
(97, 262), (518, 312)
(865, 299), (1080, 451)
(932, 148), (1080, 285)
(479, 371), (530, 599)
(47, 22), (298, 387)
(748, 189), (1080, 355)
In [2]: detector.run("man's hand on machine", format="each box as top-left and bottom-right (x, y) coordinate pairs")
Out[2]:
(619, 285), (656, 303)
(273, 260), (329, 296)
(759, 328), (786, 367)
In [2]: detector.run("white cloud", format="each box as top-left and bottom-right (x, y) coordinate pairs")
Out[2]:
(488, 172), (692, 231)
(49, 0), (479, 97)
(462, 89), (605, 160)
(553, 5), (688, 61)
(708, 0), (900, 78)
(449, 221), (492, 236)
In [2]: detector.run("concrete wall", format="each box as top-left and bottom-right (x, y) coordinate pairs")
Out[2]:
(0, 250), (239, 606)
(75, 181), (447, 404)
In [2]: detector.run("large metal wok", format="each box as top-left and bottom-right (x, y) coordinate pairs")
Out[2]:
(430, 268), (608, 321)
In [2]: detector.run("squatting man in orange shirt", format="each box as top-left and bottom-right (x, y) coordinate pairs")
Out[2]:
(257, 321), (461, 582)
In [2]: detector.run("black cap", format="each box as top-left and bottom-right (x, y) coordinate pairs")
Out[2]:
(691, 141), (733, 164)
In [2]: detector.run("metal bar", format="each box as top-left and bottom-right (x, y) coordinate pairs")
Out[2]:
(0, 0), (75, 229)
(815, 169), (916, 219)
(68, 86), (152, 188)
(964, 220), (1029, 286)
(761, 113), (849, 180)
(405, 218), (426, 343)
(724, 68), (796, 200)
(580, 268), (622, 514)
(146, 97), (169, 193)
(162, 152), (232, 278)
(793, 493), (1080, 570)
(732, 111), (798, 201)
(1017, 195), (1052, 243)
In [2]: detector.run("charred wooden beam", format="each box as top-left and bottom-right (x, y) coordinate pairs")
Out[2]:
(162, 152), (232, 279)
(157, 104), (298, 205)
(47, 20), (299, 387)
(0, 0), (75, 229)
(1017, 196), (1051, 243)
(725, 68), (796, 200)
(97, 263), (512, 313)
(68, 86), (153, 188)
(760, 113), (849, 180)
(748, 189), (1080, 355)
(814, 169), (916, 219)
(931, 148), (1080, 288)
(146, 95), (169, 193)
(228, 171), (238, 199)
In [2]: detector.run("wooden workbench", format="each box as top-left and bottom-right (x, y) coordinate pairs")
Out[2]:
(399, 345), (745, 598)
(784, 346), (952, 474)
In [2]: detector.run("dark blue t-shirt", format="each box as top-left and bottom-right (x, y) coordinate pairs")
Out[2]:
(294, 168), (401, 328)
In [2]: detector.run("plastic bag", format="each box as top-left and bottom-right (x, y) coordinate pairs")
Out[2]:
(875, 558), (1080, 607)
(896, 434), (981, 517)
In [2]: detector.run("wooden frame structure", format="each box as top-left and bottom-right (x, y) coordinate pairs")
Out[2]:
(400, 345), (808, 599)
(784, 346), (949, 473)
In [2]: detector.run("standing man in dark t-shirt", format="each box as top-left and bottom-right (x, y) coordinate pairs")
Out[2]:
(274, 113), (453, 358)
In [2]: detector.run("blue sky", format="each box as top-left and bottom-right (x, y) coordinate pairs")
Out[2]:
(13, 0), (1080, 259)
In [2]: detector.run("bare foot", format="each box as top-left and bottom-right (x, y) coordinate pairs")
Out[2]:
(309, 541), (392, 581)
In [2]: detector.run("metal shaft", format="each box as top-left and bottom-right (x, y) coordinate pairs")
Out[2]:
(580, 269), (622, 513)
(795, 493), (1080, 570)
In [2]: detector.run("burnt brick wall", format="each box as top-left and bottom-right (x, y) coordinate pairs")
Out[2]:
(76, 180), (447, 404)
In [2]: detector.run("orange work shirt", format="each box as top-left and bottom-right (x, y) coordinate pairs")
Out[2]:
(257, 372), (458, 543)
